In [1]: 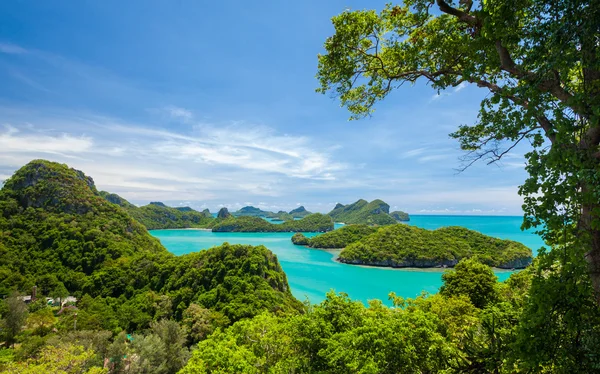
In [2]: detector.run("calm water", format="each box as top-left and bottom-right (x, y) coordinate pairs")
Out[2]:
(151, 215), (545, 305)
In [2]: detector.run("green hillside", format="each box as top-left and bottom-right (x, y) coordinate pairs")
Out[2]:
(0, 160), (302, 323)
(211, 213), (333, 232)
(339, 224), (533, 269)
(292, 224), (378, 248)
(98, 192), (213, 230)
(327, 199), (401, 225)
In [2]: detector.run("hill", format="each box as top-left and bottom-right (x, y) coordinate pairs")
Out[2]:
(233, 206), (270, 217)
(289, 206), (311, 218)
(327, 199), (401, 225)
(98, 192), (214, 230)
(338, 224), (533, 269)
(175, 206), (212, 217)
(390, 210), (410, 221)
(211, 214), (334, 232)
(0, 160), (303, 325)
(292, 224), (378, 248)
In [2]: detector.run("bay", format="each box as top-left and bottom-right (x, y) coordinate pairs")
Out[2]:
(150, 215), (545, 305)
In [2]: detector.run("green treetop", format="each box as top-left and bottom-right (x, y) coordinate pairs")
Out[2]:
(317, 0), (600, 301)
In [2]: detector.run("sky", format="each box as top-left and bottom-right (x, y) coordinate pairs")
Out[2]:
(0, 1), (531, 215)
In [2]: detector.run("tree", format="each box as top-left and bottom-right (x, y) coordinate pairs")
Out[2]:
(182, 303), (230, 344)
(317, 0), (600, 301)
(4, 344), (106, 374)
(51, 282), (69, 307)
(440, 258), (498, 309)
(1, 292), (28, 348)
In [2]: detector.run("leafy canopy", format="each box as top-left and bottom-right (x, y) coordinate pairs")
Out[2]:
(316, 0), (600, 299)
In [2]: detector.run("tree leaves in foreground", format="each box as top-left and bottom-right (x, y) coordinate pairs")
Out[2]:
(316, 0), (600, 301)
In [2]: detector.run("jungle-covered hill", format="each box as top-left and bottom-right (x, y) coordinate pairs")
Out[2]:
(328, 199), (409, 225)
(0, 160), (303, 324)
(338, 224), (533, 269)
(99, 192), (213, 230)
(210, 213), (333, 232)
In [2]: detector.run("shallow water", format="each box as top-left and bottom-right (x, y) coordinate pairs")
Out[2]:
(151, 215), (544, 305)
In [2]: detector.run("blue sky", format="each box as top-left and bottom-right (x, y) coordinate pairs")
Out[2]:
(0, 1), (530, 215)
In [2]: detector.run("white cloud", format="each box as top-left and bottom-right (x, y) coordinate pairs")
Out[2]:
(454, 82), (468, 92)
(0, 126), (93, 155)
(0, 109), (347, 204)
(0, 42), (28, 55)
(164, 105), (193, 121)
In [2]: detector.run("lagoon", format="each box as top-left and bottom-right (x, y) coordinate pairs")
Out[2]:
(150, 215), (545, 305)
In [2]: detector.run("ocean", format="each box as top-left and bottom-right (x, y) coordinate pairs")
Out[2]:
(150, 215), (545, 305)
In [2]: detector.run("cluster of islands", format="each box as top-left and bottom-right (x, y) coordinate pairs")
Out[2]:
(97, 173), (532, 270)
(0, 159), (536, 372)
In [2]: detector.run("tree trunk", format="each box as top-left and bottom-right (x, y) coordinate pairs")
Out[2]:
(580, 202), (600, 304)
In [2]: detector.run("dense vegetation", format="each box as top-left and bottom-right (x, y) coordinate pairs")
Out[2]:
(339, 225), (533, 269)
(390, 211), (409, 221)
(99, 192), (213, 230)
(0, 160), (303, 371)
(233, 205), (313, 220)
(327, 199), (408, 225)
(180, 257), (600, 373)
(211, 214), (333, 233)
(1, 160), (599, 372)
(289, 206), (311, 218)
(292, 224), (378, 248)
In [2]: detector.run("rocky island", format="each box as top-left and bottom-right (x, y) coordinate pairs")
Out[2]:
(336, 224), (533, 269)
(327, 199), (410, 225)
(99, 192), (213, 230)
(211, 213), (333, 233)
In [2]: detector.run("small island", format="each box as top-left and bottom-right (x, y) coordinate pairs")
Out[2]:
(292, 224), (532, 269)
(327, 199), (410, 225)
(211, 214), (333, 233)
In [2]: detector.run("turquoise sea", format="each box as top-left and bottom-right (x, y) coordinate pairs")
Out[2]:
(150, 215), (545, 305)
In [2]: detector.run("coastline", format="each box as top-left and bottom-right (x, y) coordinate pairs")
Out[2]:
(331, 256), (517, 273)
(149, 228), (212, 231)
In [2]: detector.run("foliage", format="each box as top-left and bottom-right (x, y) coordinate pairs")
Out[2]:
(440, 258), (499, 309)
(3, 343), (106, 373)
(327, 199), (398, 225)
(339, 224), (532, 268)
(181, 273), (517, 374)
(316, 0), (600, 300)
(1, 292), (28, 347)
(289, 206), (312, 218)
(390, 211), (410, 221)
(100, 192), (214, 230)
(211, 214), (334, 233)
(291, 233), (309, 246)
(129, 320), (190, 374)
(294, 224), (378, 248)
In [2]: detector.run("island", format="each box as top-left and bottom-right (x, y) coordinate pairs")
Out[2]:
(211, 213), (333, 232)
(291, 224), (377, 248)
(99, 192), (213, 229)
(337, 224), (533, 269)
(232, 205), (313, 221)
(327, 199), (410, 225)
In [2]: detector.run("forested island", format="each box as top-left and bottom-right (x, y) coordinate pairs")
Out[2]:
(327, 199), (410, 225)
(292, 224), (532, 268)
(210, 213), (333, 232)
(232, 205), (313, 221)
(96, 194), (330, 232)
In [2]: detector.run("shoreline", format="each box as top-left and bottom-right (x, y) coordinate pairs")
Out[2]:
(331, 256), (517, 273)
(149, 228), (212, 231)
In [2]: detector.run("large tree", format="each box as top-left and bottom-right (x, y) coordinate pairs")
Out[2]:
(317, 0), (600, 300)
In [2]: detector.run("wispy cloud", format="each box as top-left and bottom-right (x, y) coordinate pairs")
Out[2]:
(164, 105), (193, 121)
(0, 42), (28, 55)
(454, 82), (468, 92)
